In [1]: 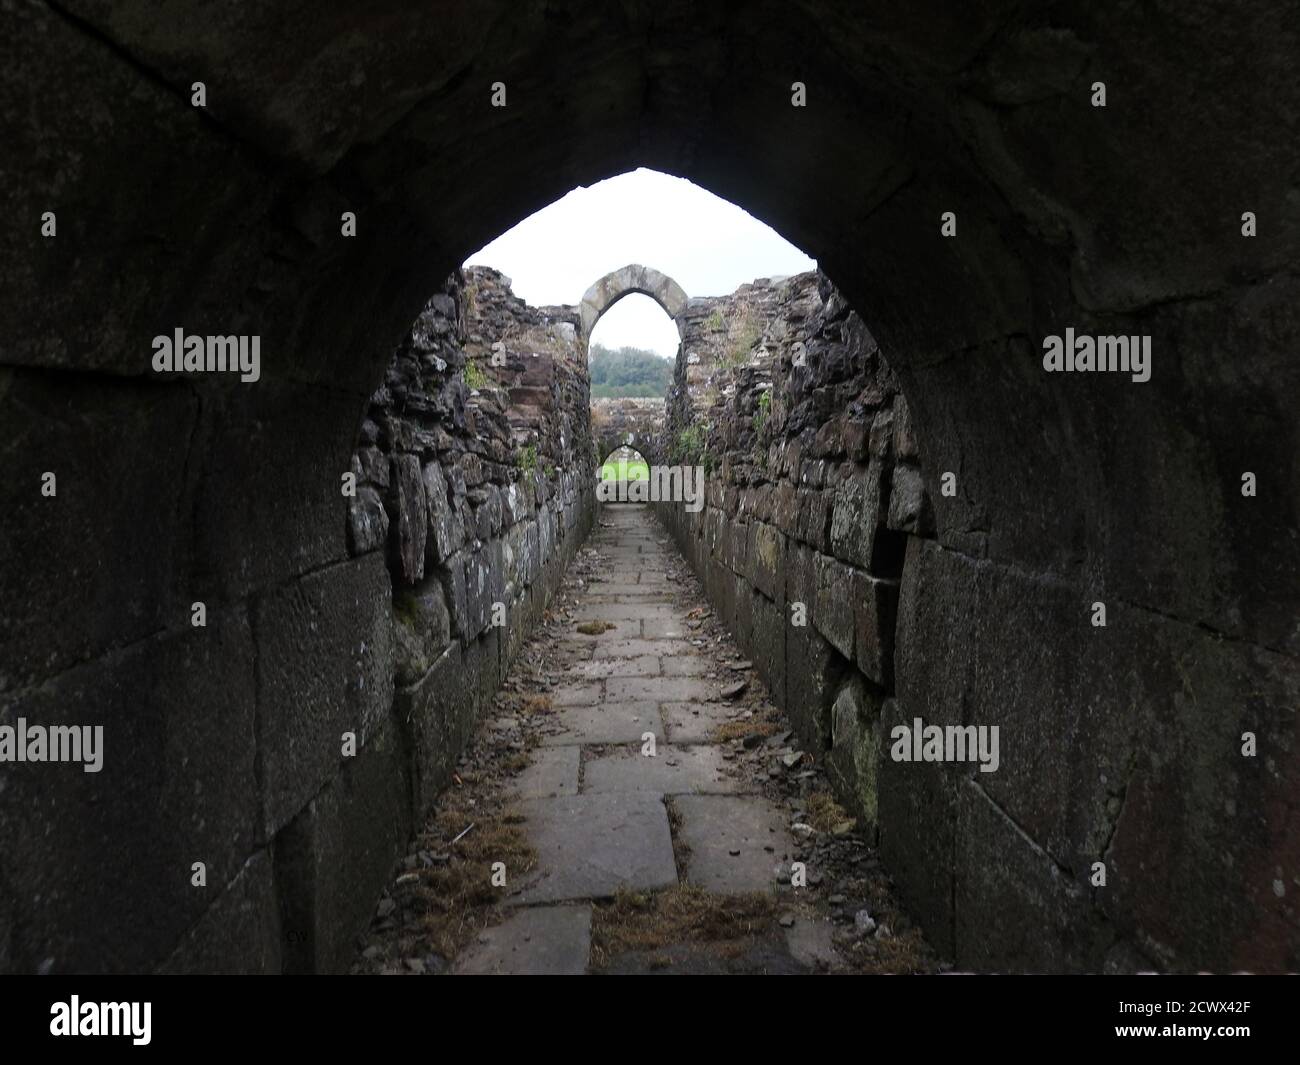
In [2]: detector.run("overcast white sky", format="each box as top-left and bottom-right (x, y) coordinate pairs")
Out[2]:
(465, 168), (816, 358)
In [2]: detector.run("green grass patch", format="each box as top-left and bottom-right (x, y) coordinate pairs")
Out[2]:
(600, 458), (650, 482)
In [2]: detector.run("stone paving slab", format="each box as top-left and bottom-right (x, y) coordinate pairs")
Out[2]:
(584, 587), (675, 599)
(513, 745), (579, 799)
(540, 702), (664, 746)
(573, 602), (681, 621)
(549, 683), (603, 706)
(674, 794), (794, 893)
(570, 655), (660, 679)
(660, 657), (709, 676)
(593, 638), (695, 660)
(453, 904), (592, 974)
(784, 916), (843, 972)
(512, 793), (678, 904)
(582, 744), (746, 796)
(661, 700), (744, 744)
(642, 618), (690, 639)
(606, 676), (712, 703)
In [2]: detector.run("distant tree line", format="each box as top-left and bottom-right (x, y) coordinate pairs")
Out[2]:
(589, 343), (673, 399)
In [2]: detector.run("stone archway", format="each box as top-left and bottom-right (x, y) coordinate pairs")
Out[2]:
(591, 397), (668, 467)
(578, 264), (688, 340)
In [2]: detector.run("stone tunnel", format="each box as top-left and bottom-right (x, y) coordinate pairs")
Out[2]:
(0, 0), (1296, 977)
(591, 397), (668, 467)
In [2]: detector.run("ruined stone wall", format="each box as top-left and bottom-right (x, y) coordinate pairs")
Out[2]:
(319, 266), (594, 973)
(0, 262), (592, 976)
(658, 270), (924, 830)
(656, 268), (1288, 974)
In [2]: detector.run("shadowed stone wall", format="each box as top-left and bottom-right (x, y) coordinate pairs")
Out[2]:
(318, 265), (594, 972)
(657, 268), (1296, 974)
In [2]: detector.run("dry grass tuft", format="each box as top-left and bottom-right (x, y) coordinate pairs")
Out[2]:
(805, 791), (851, 834)
(518, 694), (553, 716)
(576, 620), (616, 635)
(396, 797), (538, 960)
(589, 885), (777, 968)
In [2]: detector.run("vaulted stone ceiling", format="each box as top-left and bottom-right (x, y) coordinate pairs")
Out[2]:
(1, 0), (1296, 973)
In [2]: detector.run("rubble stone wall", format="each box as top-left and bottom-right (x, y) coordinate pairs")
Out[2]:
(324, 266), (595, 973)
(658, 270), (924, 828)
(655, 269), (1294, 974)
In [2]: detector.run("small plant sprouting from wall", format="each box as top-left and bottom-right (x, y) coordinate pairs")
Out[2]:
(673, 424), (715, 474)
(674, 424), (705, 464)
(518, 444), (538, 473)
(463, 359), (489, 390)
(705, 308), (725, 331)
(752, 388), (772, 434)
(722, 305), (761, 369)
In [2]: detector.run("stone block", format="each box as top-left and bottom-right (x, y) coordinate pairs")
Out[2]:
(825, 676), (884, 835)
(812, 552), (855, 659)
(391, 576), (452, 687)
(877, 697), (958, 959)
(275, 721), (412, 974)
(750, 593), (787, 706)
(437, 548), (471, 639)
(194, 380), (355, 601)
(954, 780), (1102, 972)
(347, 485), (389, 555)
(0, 612), (258, 973)
(422, 460), (461, 566)
(386, 454), (427, 584)
(0, 370), (194, 693)
(399, 642), (472, 815)
(784, 623), (841, 753)
(254, 552), (394, 837)
(851, 569), (898, 686)
(157, 850), (281, 974)
(747, 522), (785, 601)
(829, 459), (884, 569)
(887, 462), (931, 535)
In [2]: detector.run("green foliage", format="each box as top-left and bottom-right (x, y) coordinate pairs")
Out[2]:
(752, 388), (772, 433)
(589, 343), (673, 399)
(517, 444), (538, 472)
(705, 309), (725, 331)
(673, 425), (705, 464)
(463, 359), (489, 390)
